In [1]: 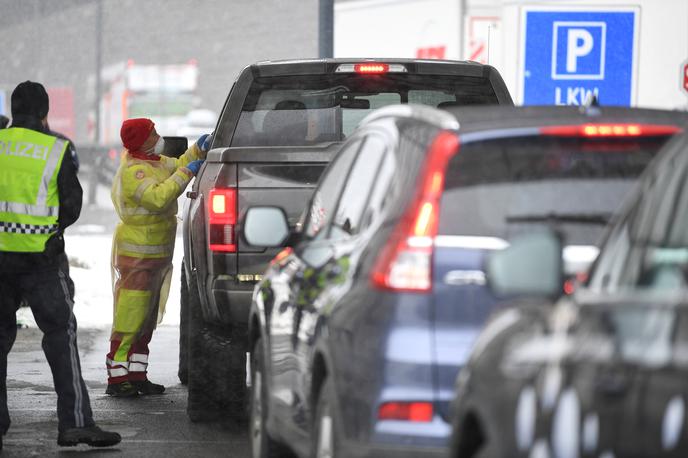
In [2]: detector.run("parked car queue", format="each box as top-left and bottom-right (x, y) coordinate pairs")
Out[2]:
(241, 103), (688, 457)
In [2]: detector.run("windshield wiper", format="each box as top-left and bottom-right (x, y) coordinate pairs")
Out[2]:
(506, 213), (612, 225)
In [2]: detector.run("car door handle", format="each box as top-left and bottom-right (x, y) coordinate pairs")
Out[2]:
(186, 191), (198, 199)
(444, 270), (486, 286)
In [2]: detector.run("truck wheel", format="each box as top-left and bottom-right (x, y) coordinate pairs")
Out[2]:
(186, 270), (248, 422)
(178, 263), (189, 385)
(250, 339), (294, 458)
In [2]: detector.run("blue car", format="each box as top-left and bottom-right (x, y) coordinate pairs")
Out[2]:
(244, 104), (686, 457)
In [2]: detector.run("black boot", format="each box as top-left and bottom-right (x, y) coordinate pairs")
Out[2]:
(131, 380), (165, 395)
(105, 381), (138, 397)
(57, 425), (121, 447)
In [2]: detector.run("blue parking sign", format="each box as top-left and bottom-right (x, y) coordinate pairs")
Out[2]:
(0, 91), (5, 116)
(522, 8), (638, 106)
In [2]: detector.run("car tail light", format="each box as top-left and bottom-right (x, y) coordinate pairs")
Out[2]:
(378, 402), (433, 422)
(540, 124), (681, 137)
(208, 188), (237, 252)
(371, 131), (460, 292)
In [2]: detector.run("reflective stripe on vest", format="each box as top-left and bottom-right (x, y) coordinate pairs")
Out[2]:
(0, 221), (59, 234)
(119, 241), (172, 255)
(120, 206), (157, 216)
(0, 201), (59, 217)
(0, 129), (68, 252)
(170, 174), (187, 188)
(133, 178), (156, 204)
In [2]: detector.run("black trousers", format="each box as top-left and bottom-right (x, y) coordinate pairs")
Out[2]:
(0, 254), (94, 434)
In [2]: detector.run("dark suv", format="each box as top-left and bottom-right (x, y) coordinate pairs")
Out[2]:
(179, 58), (513, 420)
(244, 104), (686, 457)
(449, 132), (688, 457)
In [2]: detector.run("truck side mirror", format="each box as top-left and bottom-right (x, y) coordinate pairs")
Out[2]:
(162, 136), (189, 158)
(486, 230), (563, 300)
(244, 206), (290, 247)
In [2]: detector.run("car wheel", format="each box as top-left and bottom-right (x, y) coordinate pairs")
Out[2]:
(250, 339), (292, 458)
(186, 270), (248, 422)
(312, 377), (337, 458)
(178, 263), (189, 385)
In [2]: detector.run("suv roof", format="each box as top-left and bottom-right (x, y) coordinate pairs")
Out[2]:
(365, 104), (688, 133)
(447, 105), (688, 133)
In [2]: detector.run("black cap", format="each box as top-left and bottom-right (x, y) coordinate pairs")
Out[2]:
(11, 81), (49, 119)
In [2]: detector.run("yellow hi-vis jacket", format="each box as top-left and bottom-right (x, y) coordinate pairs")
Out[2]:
(111, 144), (204, 259)
(0, 127), (68, 252)
(110, 143), (204, 330)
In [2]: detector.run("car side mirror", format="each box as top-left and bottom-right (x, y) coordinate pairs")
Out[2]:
(162, 136), (189, 158)
(486, 231), (564, 300)
(244, 206), (290, 247)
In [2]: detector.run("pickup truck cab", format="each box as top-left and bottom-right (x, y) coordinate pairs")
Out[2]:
(179, 58), (513, 420)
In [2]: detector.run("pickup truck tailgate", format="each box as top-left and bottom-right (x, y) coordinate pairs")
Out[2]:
(208, 146), (339, 274)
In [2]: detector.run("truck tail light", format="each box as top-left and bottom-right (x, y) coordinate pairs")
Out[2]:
(355, 63), (389, 74)
(378, 401), (433, 422)
(370, 131), (460, 292)
(208, 188), (237, 252)
(335, 63), (408, 74)
(540, 124), (681, 137)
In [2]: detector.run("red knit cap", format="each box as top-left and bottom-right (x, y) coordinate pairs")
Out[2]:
(120, 118), (154, 151)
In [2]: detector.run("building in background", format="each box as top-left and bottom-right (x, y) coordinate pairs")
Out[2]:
(334, 0), (688, 109)
(0, 0), (319, 145)
(98, 60), (200, 144)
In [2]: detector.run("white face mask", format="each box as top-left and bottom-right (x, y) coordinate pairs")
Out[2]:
(150, 137), (165, 156)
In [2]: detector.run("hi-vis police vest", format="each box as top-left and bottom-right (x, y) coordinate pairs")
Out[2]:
(0, 127), (68, 252)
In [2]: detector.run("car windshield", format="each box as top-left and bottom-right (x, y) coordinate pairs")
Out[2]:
(231, 73), (498, 147)
(438, 133), (674, 246)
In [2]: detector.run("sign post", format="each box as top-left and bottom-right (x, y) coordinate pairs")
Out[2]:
(521, 6), (639, 106)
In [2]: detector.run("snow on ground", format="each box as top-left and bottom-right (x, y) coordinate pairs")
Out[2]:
(18, 234), (183, 329)
(16, 181), (188, 330)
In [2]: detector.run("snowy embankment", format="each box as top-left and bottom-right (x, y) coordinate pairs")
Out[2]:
(17, 232), (183, 330)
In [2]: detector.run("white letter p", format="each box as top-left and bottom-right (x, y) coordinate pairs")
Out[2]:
(566, 29), (594, 73)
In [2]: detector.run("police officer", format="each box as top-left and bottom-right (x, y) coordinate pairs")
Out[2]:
(0, 81), (121, 449)
(106, 118), (208, 397)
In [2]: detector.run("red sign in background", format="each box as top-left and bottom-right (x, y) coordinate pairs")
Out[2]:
(416, 46), (446, 60)
(46, 87), (75, 140)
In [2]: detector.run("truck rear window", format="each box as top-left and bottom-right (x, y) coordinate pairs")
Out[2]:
(231, 74), (498, 147)
(438, 134), (674, 245)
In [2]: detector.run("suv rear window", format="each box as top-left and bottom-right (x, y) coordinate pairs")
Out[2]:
(438, 134), (674, 245)
(231, 74), (498, 147)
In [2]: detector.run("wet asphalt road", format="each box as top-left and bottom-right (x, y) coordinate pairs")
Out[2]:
(4, 325), (250, 457)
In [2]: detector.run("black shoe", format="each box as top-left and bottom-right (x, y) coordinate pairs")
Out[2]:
(132, 380), (165, 395)
(105, 381), (138, 397)
(57, 425), (121, 447)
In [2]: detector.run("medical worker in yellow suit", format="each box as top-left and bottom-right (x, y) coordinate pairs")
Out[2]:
(106, 118), (210, 397)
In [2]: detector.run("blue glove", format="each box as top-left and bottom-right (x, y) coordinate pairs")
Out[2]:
(195, 133), (213, 152)
(186, 159), (205, 175)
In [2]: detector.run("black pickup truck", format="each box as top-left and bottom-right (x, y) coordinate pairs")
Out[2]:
(179, 58), (513, 420)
